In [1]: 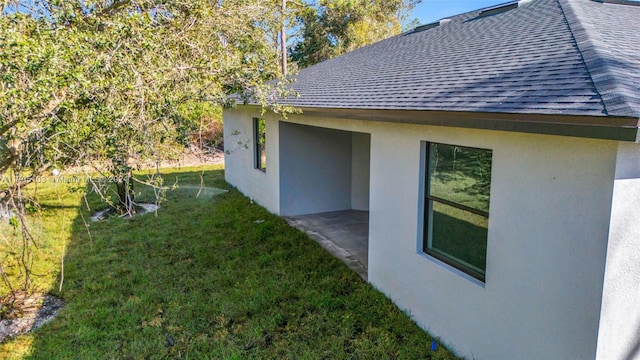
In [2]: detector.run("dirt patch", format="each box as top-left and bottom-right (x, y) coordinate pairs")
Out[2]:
(0, 291), (63, 343)
(138, 148), (224, 169)
(57, 148), (225, 178)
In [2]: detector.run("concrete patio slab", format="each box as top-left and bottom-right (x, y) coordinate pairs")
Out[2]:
(284, 210), (369, 280)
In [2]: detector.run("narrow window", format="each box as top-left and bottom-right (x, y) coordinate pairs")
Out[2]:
(254, 118), (266, 171)
(423, 143), (492, 282)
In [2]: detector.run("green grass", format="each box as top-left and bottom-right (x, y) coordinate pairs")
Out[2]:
(1, 165), (460, 359)
(0, 178), (81, 295)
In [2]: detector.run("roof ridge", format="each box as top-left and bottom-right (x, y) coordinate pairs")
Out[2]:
(558, 0), (637, 117)
(557, 0), (611, 115)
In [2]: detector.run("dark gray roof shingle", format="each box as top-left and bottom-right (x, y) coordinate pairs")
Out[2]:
(280, 0), (640, 118)
(560, 0), (640, 117)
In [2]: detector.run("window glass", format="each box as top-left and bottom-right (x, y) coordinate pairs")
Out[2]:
(254, 118), (266, 171)
(429, 202), (488, 274)
(427, 143), (491, 213)
(424, 142), (492, 282)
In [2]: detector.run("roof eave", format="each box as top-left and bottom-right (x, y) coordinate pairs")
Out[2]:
(234, 105), (640, 142)
(299, 107), (640, 142)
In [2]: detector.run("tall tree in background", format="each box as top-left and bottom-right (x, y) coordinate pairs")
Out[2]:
(281, 0), (288, 75)
(290, 0), (420, 68)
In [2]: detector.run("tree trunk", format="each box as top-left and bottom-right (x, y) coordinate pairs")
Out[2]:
(116, 173), (135, 216)
(0, 198), (12, 220)
(280, 0), (287, 76)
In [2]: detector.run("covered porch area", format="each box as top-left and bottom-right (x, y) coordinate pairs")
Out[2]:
(285, 210), (369, 279)
(278, 122), (371, 279)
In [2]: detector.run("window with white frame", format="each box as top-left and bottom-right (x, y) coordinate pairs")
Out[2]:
(254, 118), (266, 171)
(423, 142), (492, 282)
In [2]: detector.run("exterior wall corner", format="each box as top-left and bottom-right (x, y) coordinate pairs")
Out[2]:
(223, 107), (280, 214)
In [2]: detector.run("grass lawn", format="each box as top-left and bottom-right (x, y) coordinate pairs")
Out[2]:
(0, 165), (460, 359)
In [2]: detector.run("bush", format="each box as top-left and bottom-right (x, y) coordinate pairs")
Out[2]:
(191, 116), (224, 152)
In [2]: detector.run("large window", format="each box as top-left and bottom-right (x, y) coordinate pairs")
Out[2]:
(423, 142), (492, 282)
(254, 118), (266, 171)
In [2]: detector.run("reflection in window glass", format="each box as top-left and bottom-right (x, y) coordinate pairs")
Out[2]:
(428, 143), (491, 213)
(429, 202), (488, 274)
(424, 143), (492, 282)
(254, 118), (266, 171)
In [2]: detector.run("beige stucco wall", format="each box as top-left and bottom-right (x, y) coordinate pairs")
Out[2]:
(224, 107), (622, 360)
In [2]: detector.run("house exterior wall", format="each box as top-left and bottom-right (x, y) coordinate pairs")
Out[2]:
(279, 122), (353, 216)
(224, 109), (371, 215)
(224, 107), (620, 360)
(351, 132), (371, 211)
(596, 142), (640, 360)
(223, 107), (280, 214)
(363, 122), (617, 360)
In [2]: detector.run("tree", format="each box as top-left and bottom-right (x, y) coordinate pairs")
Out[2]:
(1, 0), (283, 213)
(0, 0), (284, 293)
(290, 0), (421, 68)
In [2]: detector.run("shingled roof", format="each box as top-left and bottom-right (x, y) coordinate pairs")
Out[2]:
(281, 0), (640, 120)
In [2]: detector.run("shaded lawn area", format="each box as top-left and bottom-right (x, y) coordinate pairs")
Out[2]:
(1, 165), (460, 359)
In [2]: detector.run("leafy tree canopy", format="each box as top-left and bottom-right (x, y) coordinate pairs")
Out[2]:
(0, 0), (422, 294)
(0, 0), (292, 293)
(0, 0), (284, 212)
(290, 0), (420, 68)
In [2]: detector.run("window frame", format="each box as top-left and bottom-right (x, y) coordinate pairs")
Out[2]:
(422, 141), (492, 283)
(253, 118), (266, 172)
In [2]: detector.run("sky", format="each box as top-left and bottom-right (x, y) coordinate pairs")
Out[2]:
(412, 0), (509, 24)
